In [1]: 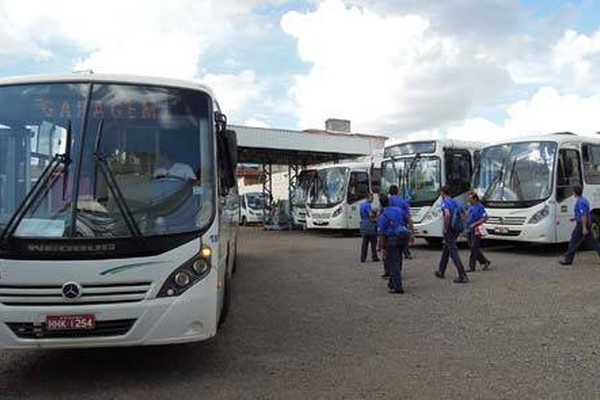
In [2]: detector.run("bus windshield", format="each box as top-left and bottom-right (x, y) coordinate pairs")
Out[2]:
(381, 156), (441, 205)
(473, 141), (556, 206)
(246, 193), (267, 210)
(309, 167), (348, 208)
(0, 82), (214, 239)
(291, 170), (316, 207)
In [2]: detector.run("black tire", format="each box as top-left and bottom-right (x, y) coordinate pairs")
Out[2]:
(425, 237), (443, 246)
(584, 213), (600, 250)
(218, 272), (232, 328)
(240, 216), (247, 226)
(232, 242), (238, 274)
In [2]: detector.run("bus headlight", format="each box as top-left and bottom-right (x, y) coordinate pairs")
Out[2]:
(332, 207), (343, 218)
(528, 205), (550, 224)
(158, 249), (212, 297)
(425, 206), (442, 221)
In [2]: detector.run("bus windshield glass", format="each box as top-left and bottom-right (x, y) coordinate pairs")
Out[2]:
(381, 156), (441, 205)
(0, 82), (214, 239)
(246, 193), (267, 210)
(473, 141), (556, 206)
(309, 167), (348, 208)
(291, 170), (316, 207)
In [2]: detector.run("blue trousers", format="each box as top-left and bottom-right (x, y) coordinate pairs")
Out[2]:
(564, 223), (600, 264)
(438, 231), (467, 279)
(385, 235), (409, 291)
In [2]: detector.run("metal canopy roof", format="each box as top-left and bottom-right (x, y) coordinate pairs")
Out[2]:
(232, 125), (387, 165)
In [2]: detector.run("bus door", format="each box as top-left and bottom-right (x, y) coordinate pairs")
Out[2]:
(555, 148), (582, 242)
(347, 170), (370, 228)
(445, 149), (472, 199)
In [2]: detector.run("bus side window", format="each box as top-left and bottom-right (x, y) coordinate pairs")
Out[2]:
(348, 171), (369, 204)
(582, 144), (600, 184)
(557, 149), (582, 202)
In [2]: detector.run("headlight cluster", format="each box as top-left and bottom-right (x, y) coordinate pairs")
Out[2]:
(158, 246), (212, 297)
(528, 205), (550, 224)
(425, 205), (442, 221)
(332, 207), (343, 218)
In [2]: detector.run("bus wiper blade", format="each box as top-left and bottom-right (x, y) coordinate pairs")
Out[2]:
(92, 119), (142, 238)
(483, 157), (510, 202)
(0, 121), (73, 244)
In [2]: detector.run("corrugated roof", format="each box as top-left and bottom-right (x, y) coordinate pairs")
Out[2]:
(232, 124), (387, 165)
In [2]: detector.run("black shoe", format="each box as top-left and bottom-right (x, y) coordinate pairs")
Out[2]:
(381, 273), (390, 278)
(372, 258), (381, 262)
(559, 260), (572, 266)
(388, 289), (404, 294)
(434, 271), (445, 279)
(482, 261), (491, 271)
(360, 260), (366, 263)
(467, 267), (476, 273)
(404, 254), (413, 260)
(453, 277), (469, 284)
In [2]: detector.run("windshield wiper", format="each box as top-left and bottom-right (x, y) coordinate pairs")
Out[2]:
(91, 119), (142, 238)
(0, 121), (73, 244)
(483, 156), (510, 202)
(404, 153), (421, 199)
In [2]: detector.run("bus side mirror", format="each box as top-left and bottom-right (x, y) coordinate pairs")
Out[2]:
(218, 129), (238, 189)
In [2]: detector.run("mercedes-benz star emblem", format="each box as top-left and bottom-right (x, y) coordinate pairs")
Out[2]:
(62, 282), (82, 300)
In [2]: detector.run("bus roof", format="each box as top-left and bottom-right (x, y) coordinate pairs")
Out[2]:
(482, 132), (600, 148)
(313, 161), (372, 171)
(384, 138), (485, 149)
(0, 72), (216, 98)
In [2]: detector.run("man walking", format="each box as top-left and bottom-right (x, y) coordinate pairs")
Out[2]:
(388, 185), (413, 259)
(359, 193), (379, 263)
(377, 194), (411, 294)
(466, 192), (491, 272)
(434, 185), (469, 283)
(559, 185), (600, 265)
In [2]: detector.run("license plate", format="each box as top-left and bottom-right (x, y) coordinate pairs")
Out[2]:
(493, 226), (510, 234)
(45, 314), (96, 331)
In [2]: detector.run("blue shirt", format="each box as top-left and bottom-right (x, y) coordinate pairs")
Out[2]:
(574, 196), (591, 224)
(390, 195), (410, 214)
(377, 206), (410, 236)
(360, 200), (372, 222)
(442, 197), (462, 228)
(467, 202), (487, 226)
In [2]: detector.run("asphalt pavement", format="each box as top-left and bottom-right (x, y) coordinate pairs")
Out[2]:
(1, 227), (600, 399)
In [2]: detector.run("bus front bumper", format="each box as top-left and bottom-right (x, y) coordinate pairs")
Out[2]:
(0, 275), (219, 349)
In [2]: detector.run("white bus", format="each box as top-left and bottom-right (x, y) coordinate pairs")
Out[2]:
(380, 140), (482, 243)
(291, 169), (316, 228)
(0, 74), (239, 348)
(239, 192), (267, 225)
(305, 162), (378, 232)
(472, 132), (600, 243)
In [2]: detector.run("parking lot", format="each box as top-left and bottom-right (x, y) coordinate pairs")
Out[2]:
(1, 227), (600, 399)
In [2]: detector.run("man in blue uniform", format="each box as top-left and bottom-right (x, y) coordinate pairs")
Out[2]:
(377, 194), (412, 294)
(434, 185), (468, 283)
(389, 185), (413, 259)
(559, 185), (600, 265)
(359, 193), (379, 263)
(466, 192), (491, 272)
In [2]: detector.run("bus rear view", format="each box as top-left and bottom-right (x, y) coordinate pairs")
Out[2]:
(0, 74), (238, 348)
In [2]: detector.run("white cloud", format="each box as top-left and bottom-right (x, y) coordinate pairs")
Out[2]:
(0, 0), (283, 77)
(438, 87), (600, 144)
(282, 0), (512, 134)
(243, 118), (271, 128)
(200, 70), (263, 117)
(552, 28), (600, 87)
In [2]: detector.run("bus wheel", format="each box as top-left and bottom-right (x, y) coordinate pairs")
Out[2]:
(425, 237), (443, 246)
(218, 273), (232, 328)
(586, 213), (600, 250)
(232, 243), (238, 274)
(241, 216), (247, 226)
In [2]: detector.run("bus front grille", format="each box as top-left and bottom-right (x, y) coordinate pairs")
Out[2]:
(487, 216), (527, 226)
(6, 319), (136, 339)
(0, 282), (152, 307)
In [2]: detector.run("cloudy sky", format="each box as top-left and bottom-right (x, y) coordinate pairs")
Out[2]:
(1, 0), (600, 141)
